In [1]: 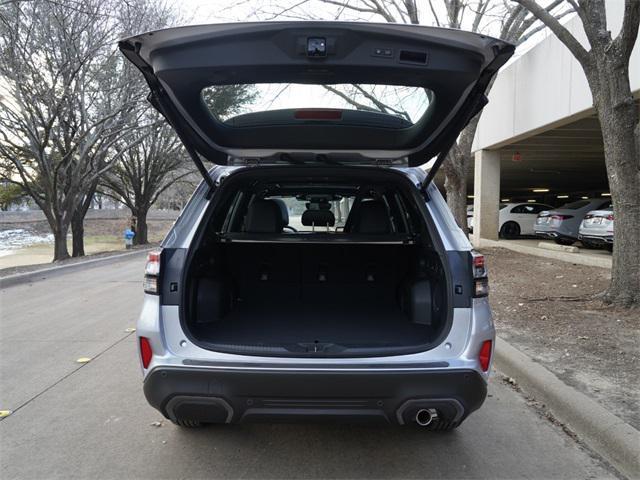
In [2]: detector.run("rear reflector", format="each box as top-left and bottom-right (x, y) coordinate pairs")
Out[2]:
(139, 337), (152, 369)
(479, 340), (492, 372)
(294, 109), (342, 120)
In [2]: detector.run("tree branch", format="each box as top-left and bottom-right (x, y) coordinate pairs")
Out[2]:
(512, 0), (591, 67)
(615, 0), (640, 61)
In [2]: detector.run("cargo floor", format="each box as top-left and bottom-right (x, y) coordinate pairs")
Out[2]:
(189, 301), (432, 348)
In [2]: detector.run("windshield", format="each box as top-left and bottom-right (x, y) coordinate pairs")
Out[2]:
(203, 83), (434, 124)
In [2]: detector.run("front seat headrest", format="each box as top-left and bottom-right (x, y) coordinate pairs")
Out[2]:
(302, 209), (335, 227)
(244, 199), (286, 233)
(352, 200), (391, 234)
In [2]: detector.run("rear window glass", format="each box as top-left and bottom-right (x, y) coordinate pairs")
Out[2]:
(268, 196), (353, 232)
(561, 200), (590, 210)
(203, 83), (434, 124)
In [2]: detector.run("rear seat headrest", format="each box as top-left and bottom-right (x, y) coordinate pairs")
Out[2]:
(302, 209), (335, 227)
(270, 198), (289, 227)
(245, 199), (286, 233)
(352, 200), (391, 234)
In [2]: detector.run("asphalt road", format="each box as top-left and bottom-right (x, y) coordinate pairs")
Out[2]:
(0, 256), (615, 479)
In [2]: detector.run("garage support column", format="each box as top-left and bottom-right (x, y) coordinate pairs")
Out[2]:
(472, 149), (501, 244)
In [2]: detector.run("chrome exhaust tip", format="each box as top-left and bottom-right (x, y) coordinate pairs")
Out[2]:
(415, 408), (437, 427)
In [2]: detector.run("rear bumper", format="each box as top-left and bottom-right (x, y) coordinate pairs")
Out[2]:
(535, 230), (576, 241)
(144, 367), (487, 428)
(578, 233), (613, 244)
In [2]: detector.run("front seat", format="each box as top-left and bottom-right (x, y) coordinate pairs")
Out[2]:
(244, 199), (286, 233)
(350, 200), (392, 234)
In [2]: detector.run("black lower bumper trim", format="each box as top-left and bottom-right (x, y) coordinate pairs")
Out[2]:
(143, 367), (487, 426)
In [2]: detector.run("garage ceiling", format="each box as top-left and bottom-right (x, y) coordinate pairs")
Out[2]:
(466, 114), (610, 201)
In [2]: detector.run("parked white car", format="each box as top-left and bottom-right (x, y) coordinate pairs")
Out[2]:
(467, 203), (553, 238)
(578, 208), (614, 250)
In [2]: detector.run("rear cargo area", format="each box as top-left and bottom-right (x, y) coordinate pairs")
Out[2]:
(186, 242), (447, 355)
(177, 166), (452, 357)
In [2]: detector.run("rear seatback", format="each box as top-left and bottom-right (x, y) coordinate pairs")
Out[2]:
(223, 243), (410, 305)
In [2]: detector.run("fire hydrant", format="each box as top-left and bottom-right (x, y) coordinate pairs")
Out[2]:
(124, 228), (135, 249)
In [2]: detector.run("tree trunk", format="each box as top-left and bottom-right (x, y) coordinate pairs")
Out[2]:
(442, 149), (471, 236)
(588, 59), (640, 306)
(71, 212), (85, 257)
(52, 219), (70, 262)
(71, 183), (97, 257)
(133, 207), (149, 245)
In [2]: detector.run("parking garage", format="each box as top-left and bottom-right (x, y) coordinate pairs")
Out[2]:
(468, 2), (639, 254)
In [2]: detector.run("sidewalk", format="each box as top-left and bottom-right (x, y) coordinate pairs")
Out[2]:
(494, 337), (640, 479)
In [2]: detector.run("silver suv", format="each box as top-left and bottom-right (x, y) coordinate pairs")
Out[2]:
(121, 22), (513, 429)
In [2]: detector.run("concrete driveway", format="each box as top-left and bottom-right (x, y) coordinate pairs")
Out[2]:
(0, 256), (614, 479)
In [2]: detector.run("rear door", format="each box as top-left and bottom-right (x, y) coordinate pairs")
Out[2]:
(119, 22), (513, 181)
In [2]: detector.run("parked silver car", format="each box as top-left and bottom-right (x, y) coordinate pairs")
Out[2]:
(121, 22), (513, 429)
(578, 208), (614, 250)
(535, 198), (612, 245)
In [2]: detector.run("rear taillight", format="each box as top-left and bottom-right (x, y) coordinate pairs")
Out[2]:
(139, 337), (153, 369)
(479, 340), (492, 372)
(584, 214), (593, 220)
(472, 252), (486, 277)
(551, 214), (573, 221)
(144, 250), (161, 294)
(606, 214), (614, 221)
(471, 251), (489, 298)
(474, 277), (490, 297)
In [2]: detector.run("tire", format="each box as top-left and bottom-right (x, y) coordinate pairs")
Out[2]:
(554, 238), (575, 246)
(605, 244), (613, 252)
(499, 221), (520, 239)
(581, 241), (600, 249)
(171, 418), (203, 428)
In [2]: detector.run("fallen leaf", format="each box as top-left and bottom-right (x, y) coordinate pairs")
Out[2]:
(125, 327), (136, 333)
(0, 410), (12, 418)
(76, 357), (92, 364)
(150, 421), (163, 427)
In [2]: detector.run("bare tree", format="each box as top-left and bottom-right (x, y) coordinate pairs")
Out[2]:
(98, 1), (257, 246)
(0, 0), (141, 260)
(101, 119), (190, 245)
(513, 0), (639, 306)
(101, 83), (257, 245)
(254, 0), (571, 234)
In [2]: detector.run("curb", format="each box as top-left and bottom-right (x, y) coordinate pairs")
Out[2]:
(0, 248), (152, 289)
(537, 241), (579, 253)
(494, 336), (640, 479)
(474, 238), (612, 269)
